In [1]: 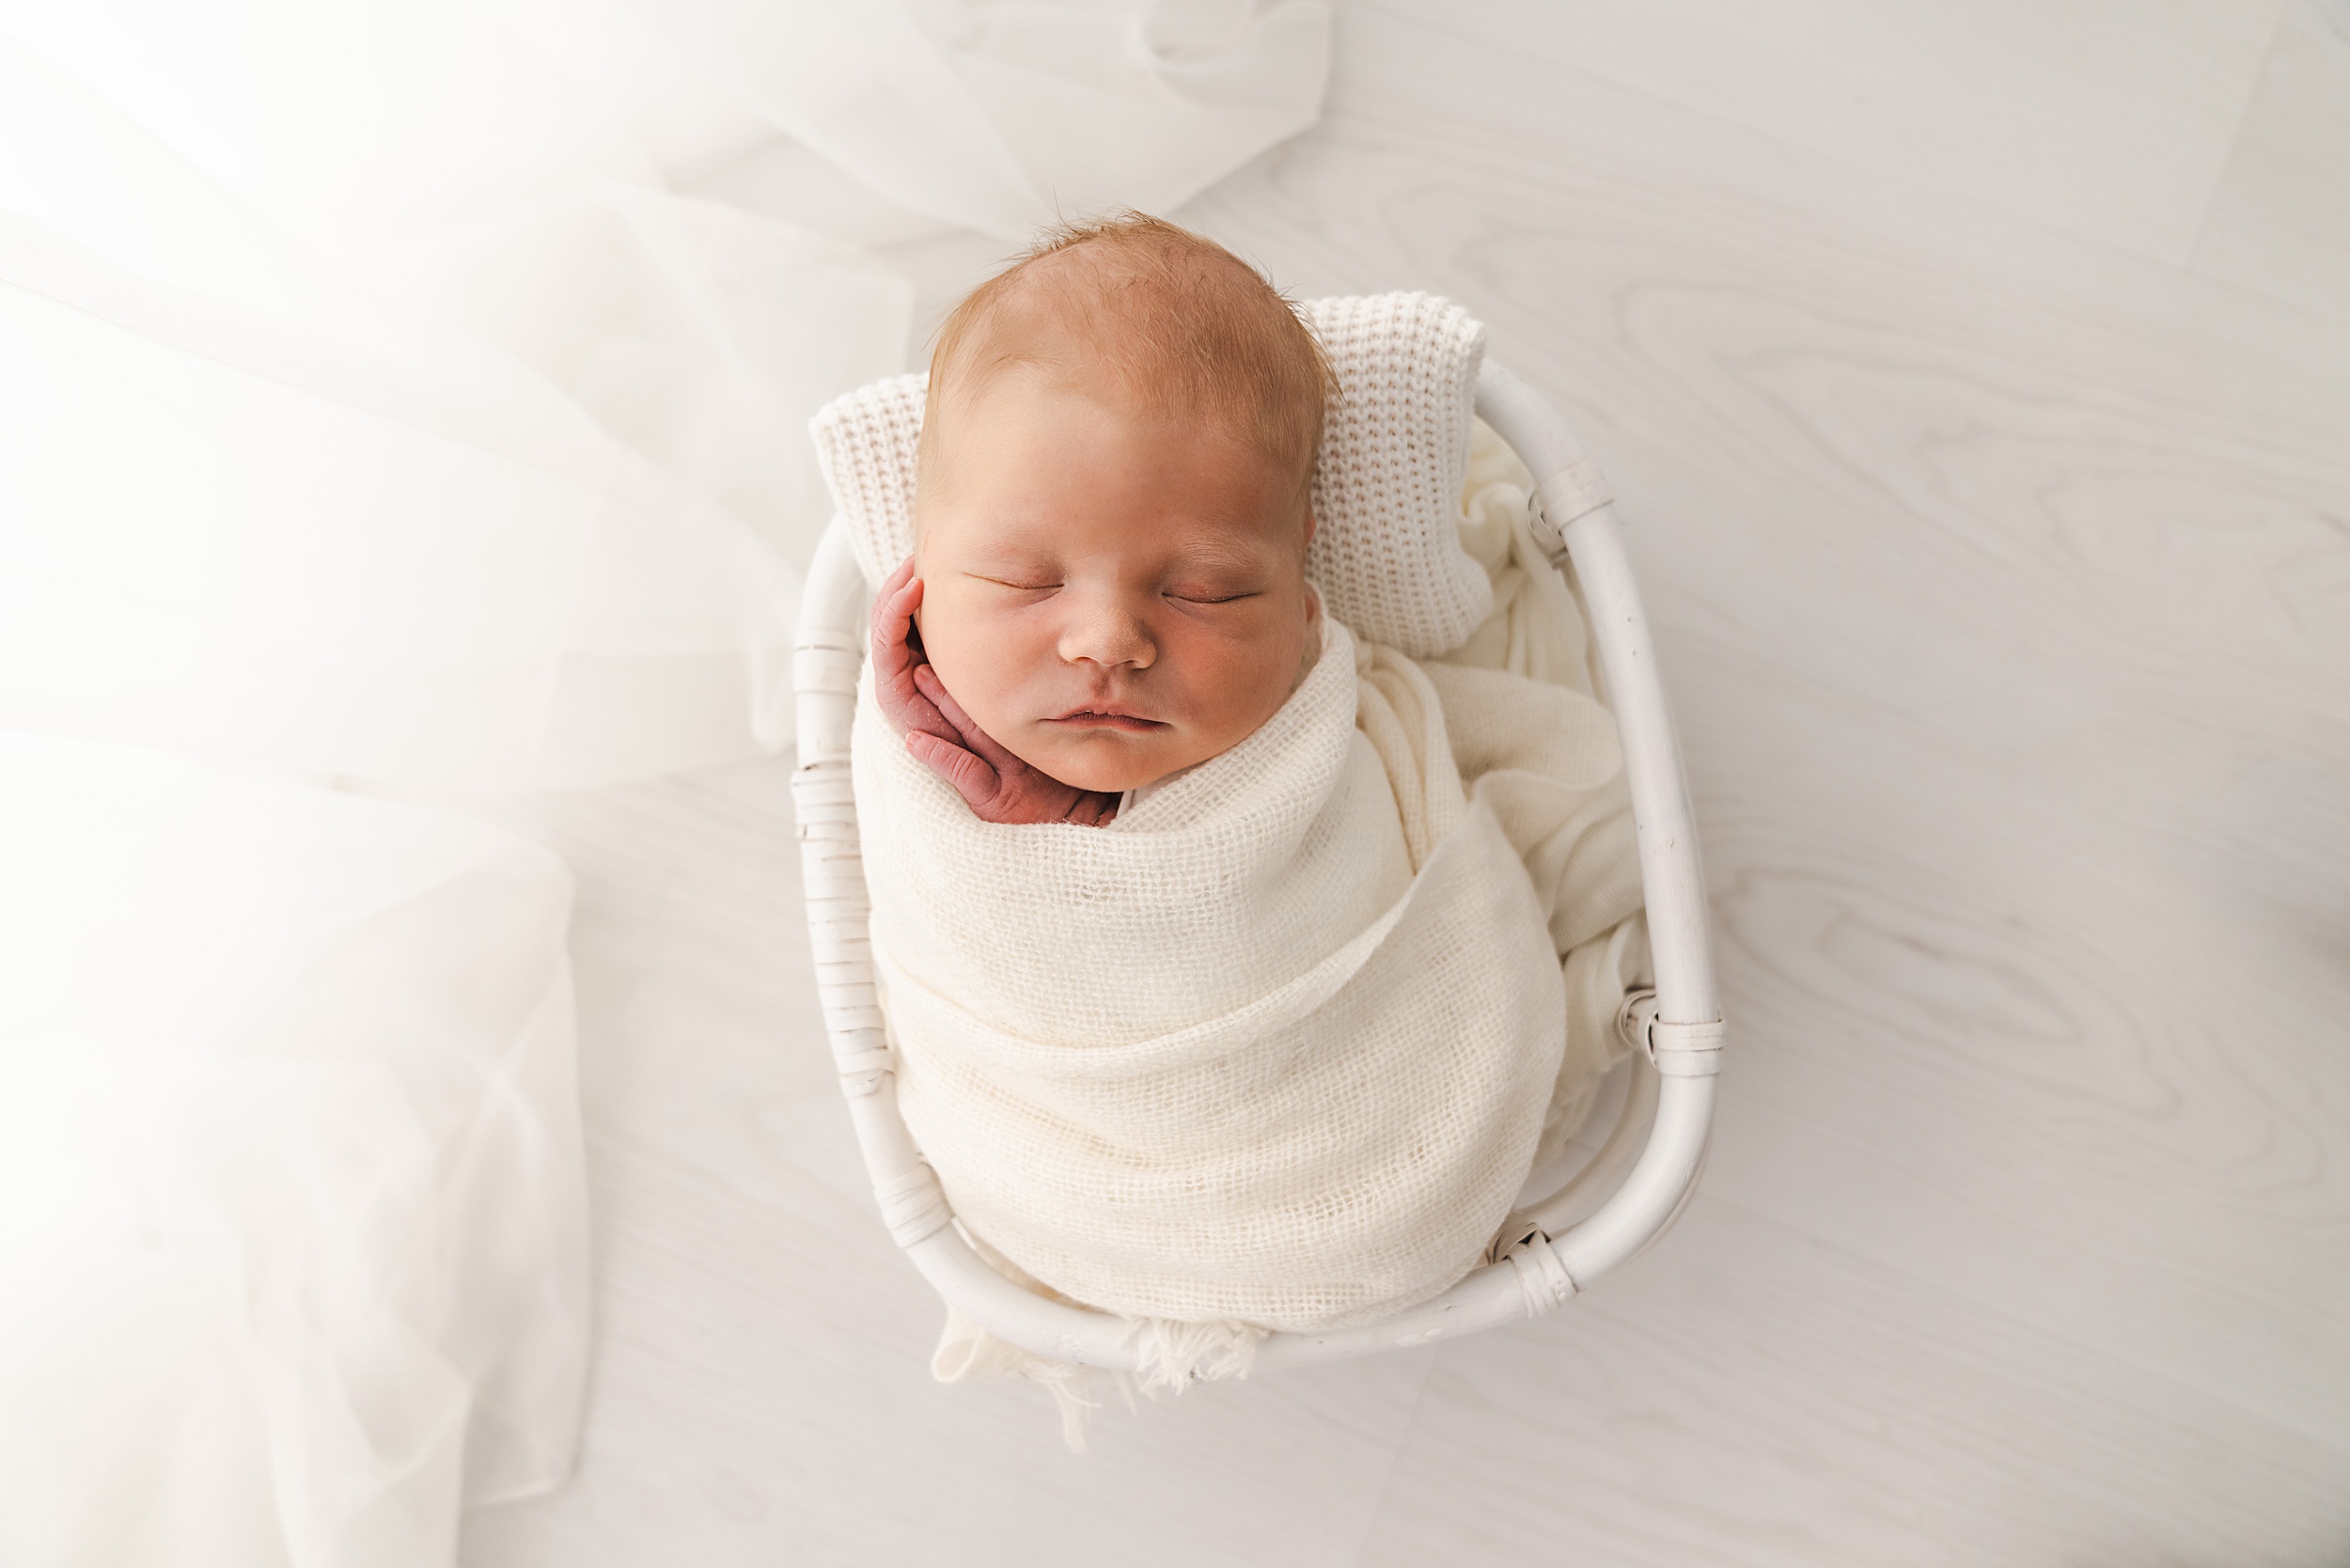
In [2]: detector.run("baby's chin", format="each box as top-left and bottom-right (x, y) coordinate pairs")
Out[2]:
(1019, 729), (1203, 795)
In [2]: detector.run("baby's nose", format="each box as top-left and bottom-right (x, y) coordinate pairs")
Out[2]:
(1057, 595), (1156, 670)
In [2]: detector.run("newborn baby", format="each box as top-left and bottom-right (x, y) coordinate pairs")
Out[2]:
(840, 217), (1646, 1392)
(869, 213), (1328, 821)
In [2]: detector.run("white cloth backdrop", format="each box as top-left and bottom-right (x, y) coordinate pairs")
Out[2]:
(0, 737), (586, 1568)
(0, 4), (1328, 1564)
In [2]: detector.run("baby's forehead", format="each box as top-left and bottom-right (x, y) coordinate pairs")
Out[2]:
(923, 402), (1306, 573)
(948, 353), (1263, 447)
(962, 504), (1278, 556)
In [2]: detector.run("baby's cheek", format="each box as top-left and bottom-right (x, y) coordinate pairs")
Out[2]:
(1203, 631), (1302, 744)
(922, 604), (1029, 730)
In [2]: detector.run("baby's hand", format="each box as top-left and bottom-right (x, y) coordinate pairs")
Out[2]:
(908, 664), (1121, 828)
(869, 557), (1119, 826)
(870, 558), (958, 747)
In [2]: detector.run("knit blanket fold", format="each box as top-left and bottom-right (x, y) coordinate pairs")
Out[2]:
(854, 615), (1583, 1333)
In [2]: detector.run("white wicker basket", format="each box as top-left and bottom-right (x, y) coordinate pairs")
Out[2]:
(790, 359), (1721, 1372)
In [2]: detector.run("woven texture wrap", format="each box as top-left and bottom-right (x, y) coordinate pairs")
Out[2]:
(809, 292), (1496, 655)
(853, 618), (1573, 1328)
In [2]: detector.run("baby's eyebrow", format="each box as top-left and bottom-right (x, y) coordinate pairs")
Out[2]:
(954, 540), (1058, 572)
(1161, 535), (1276, 575)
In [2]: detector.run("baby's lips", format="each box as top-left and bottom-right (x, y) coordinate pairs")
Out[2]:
(1046, 706), (1169, 731)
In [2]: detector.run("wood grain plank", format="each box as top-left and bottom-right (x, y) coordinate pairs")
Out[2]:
(1359, 1197), (2349, 1568)
(1346, 0), (2284, 269)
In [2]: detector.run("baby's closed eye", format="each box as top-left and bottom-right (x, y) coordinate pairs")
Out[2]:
(1165, 579), (1261, 604)
(969, 572), (1062, 593)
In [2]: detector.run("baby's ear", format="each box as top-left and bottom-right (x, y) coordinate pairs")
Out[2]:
(1300, 507), (1318, 553)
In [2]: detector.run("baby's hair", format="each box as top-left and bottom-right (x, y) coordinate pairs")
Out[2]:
(917, 212), (1338, 509)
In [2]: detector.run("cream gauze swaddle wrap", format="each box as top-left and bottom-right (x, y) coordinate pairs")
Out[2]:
(854, 614), (1573, 1330)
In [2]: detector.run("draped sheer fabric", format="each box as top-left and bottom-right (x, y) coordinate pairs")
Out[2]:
(0, 0), (1330, 790)
(0, 5), (1329, 1563)
(0, 737), (585, 1568)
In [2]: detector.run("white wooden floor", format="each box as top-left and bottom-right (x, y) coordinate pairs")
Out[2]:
(462, 4), (2350, 1562)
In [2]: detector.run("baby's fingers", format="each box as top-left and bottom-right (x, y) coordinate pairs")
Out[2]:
(906, 730), (1001, 811)
(870, 562), (923, 656)
(1069, 792), (1120, 827)
(870, 569), (959, 740)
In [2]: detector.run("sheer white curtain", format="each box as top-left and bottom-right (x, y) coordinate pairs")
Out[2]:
(0, 3), (1327, 1563)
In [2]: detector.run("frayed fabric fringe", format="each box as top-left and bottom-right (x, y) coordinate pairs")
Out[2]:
(932, 1308), (1267, 1450)
(1129, 1315), (1266, 1396)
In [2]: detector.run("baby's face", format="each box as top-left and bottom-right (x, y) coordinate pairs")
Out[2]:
(914, 372), (1319, 795)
